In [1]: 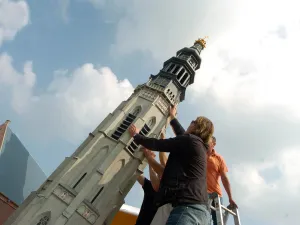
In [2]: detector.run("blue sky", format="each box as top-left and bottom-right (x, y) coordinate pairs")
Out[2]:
(1, 0), (300, 224)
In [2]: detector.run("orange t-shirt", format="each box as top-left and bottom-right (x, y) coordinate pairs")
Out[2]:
(206, 150), (228, 196)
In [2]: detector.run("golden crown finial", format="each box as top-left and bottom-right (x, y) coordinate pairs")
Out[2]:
(194, 36), (208, 48)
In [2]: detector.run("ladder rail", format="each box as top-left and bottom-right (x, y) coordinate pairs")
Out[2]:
(233, 208), (241, 225)
(221, 205), (237, 216)
(209, 192), (241, 225)
(214, 196), (224, 225)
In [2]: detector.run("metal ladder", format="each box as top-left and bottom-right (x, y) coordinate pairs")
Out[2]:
(208, 192), (241, 225)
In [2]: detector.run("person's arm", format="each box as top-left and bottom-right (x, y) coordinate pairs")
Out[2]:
(146, 154), (165, 177)
(168, 105), (186, 136)
(170, 118), (186, 136)
(149, 167), (160, 191)
(159, 152), (168, 167)
(221, 173), (237, 208)
(158, 133), (168, 167)
(219, 157), (238, 208)
(134, 134), (186, 153)
(137, 175), (145, 186)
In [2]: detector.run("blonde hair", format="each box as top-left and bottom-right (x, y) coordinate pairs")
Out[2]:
(191, 116), (214, 144)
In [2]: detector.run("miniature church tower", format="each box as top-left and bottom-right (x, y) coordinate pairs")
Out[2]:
(4, 38), (207, 225)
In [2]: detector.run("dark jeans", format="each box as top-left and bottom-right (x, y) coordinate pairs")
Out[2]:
(166, 204), (210, 225)
(210, 196), (223, 225)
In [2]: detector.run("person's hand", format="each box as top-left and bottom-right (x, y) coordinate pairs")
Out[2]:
(229, 198), (238, 209)
(160, 132), (166, 139)
(129, 124), (139, 137)
(142, 148), (156, 159)
(169, 105), (177, 120)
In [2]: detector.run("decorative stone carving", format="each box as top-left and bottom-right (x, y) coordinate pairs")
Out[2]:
(155, 97), (169, 115)
(153, 77), (169, 87)
(53, 185), (74, 204)
(77, 204), (98, 224)
(166, 91), (176, 104)
(140, 89), (158, 101)
(147, 83), (164, 92)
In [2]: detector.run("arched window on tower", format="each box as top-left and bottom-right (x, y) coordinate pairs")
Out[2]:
(172, 65), (181, 75)
(166, 64), (175, 73)
(146, 117), (156, 128)
(37, 216), (50, 225)
(180, 73), (189, 86)
(111, 106), (141, 140)
(127, 117), (156, 153)
(177, 68), (185, 80)
(183, 77), (190, 87)
(34, 212), (51, 225)
(188, 55), (198, 69)
(73, 172), (87, 189)
(91, 186), (104, 204)
(131, 106), (141, 116)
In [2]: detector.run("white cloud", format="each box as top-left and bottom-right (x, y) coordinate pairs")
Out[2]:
(0, 53), (134, 143)
(110, 0), (242, 60)
(105, 0), (300, 116)
(0, 0), (30, 47)
(232, 149), (300, 224)
(101, 0), (300, 224)
(0, 53), (35, 113)
(190, 12), (300, 118)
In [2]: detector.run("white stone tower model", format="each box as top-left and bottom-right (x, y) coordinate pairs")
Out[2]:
(4, 38), (207, 225)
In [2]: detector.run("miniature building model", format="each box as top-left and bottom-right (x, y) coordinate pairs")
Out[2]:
(4, 38), (206, 225)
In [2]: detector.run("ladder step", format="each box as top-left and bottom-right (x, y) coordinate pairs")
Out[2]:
(221, 205), (236, 216)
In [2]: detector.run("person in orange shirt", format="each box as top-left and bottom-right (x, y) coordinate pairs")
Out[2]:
(207, 136), (237, 225)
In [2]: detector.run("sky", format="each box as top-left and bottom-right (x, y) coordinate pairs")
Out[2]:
(0, 0), (300, 224)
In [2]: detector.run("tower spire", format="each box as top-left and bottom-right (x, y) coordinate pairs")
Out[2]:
(194, 36), (208, 49)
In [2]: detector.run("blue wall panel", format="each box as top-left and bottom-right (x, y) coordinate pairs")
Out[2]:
(0, 128), (46, 205)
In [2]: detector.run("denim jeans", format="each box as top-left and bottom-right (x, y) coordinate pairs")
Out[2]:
(209, 195), (223, 225)
(166, 204), (210, 225)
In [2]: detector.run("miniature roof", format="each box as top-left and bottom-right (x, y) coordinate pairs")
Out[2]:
(0, 120), (10, 152)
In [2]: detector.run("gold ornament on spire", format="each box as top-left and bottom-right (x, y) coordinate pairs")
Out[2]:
(194, 36), (208, 48)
